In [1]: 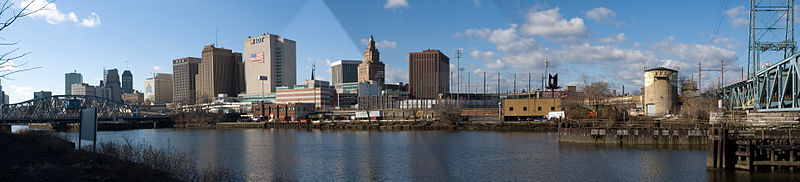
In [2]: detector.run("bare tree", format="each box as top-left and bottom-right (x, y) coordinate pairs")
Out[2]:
(434, 101), (461, 125)
(584, 81), (610, 109)
(0, 0), (49, 78)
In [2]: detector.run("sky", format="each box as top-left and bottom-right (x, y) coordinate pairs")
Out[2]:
(0, 0), (775, 103)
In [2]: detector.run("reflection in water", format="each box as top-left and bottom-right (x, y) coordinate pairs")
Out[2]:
(55, 129), (800, 181)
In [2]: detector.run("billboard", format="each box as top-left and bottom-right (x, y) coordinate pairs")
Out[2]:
(80, 108), (97, 141)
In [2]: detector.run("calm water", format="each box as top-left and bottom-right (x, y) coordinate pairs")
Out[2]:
(19, 127), (796, 181)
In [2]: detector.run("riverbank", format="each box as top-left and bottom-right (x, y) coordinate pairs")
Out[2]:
(557, 121), (709, 146)
(0, 131), (176, 181)
(184, 120), (558, 132)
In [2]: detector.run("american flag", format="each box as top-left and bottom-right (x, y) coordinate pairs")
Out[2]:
(250, 52), (264, 63)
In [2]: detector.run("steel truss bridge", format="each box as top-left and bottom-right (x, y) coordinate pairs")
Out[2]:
(715, 0), (799, 111)
(0, 95), (141, 123)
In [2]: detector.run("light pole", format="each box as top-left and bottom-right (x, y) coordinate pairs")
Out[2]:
(259, 75), (268, 120)
(454, 48), (463, 105)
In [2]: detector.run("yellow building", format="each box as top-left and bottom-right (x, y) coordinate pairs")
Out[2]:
(503, 98), (563, 121)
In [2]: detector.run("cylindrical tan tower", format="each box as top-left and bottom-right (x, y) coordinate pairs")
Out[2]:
(643, 67), (678, 117)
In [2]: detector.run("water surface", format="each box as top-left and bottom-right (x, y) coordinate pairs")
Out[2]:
(48, 128), (799, 181)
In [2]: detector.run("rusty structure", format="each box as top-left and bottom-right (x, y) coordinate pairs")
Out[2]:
(0, 95), (139, 122)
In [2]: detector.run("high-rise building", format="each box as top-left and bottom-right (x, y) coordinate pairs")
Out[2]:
(65, 71), (82, 95)
(71, 83), (96, 96)
(103, 69), (122, 102)
(243, 33), (296, 97)
(122, 70), (133, 93)
(195, 45), (244, 103)
(172, 57), (201, 105)
(34, 91), (52, 99)
(331, 60), (360, 87)
(144, 73), (174, 103)
(358, 35), (385, 86)
(0, 79), (6, 104)
(409, 49), (450, 99)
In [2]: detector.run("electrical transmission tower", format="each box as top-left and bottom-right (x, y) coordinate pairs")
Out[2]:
(748, 0), (796, 78)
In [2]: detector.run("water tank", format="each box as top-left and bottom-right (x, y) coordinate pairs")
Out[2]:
(643, 67), (678, 117)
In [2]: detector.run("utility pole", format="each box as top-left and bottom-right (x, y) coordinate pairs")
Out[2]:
(454, 48), (464, 105)
(698, 59), (724, 93)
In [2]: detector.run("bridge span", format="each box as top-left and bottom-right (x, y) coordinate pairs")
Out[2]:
(0, 95), (169, 124)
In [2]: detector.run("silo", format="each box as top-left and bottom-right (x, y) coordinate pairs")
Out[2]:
(643, 67), (678, 117)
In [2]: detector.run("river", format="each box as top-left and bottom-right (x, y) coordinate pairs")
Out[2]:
(12, 126), (800, 181)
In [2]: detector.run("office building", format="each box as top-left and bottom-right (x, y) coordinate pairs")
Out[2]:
(276, 80), (335, 108)
(196, 45), (244, 103)
(243, 33), (296, 98)
(331, 60), (360, 87)
(172, 57), (201, 105)
(34, 91), (52, 99)
(103, 69), (122, 102)
(409, 49), (450, 99)
(71, 83), (96, 96)
(122, 70), (133, 93)
(122, 91), (144, 105)
(65, 71), (82, 95)
(144, 73), (173, 103)
(358, 35), (385, 86)
(0, 80), (6, 104)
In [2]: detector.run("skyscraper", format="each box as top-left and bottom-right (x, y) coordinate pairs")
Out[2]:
(144, 73), (173, 103)
(65, 71), (82, 95)
(195, 45), (244, 103)
(331, 60), (360, 87)
(243, 33), (296, 96)
(409, 49), (450, 99)
(0, 79), (6, 104)
(172, 57), (201, 105)
(358, 35), (385, 86)
(122, 70), (133, 93)
(104, 68), (122, 102)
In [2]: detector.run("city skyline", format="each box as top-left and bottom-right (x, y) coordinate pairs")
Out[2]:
(1, 0), (754, 103)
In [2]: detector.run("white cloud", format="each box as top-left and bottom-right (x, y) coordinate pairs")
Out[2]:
(486, 60), (507, 70)
(7, 85), (34, 103)
(152, 66), (165, 71)
(360, 38), (397, 49)
(0, 61), (18, 71)
(79, 12), (101, 28)
(724, 6), (748, 29)
(385, 64), (407, 83)
(470, 50), (497, 61)
(597, 33), (626, 44)
(585, 7), (622, 26)
(20, 0), (101, 28)
(384, 0), (409, 9)
(473, 0), (481, 7)
(457, 4), (741, 90)
(519, 7), (589, 42)
(712, 36), (738, 50)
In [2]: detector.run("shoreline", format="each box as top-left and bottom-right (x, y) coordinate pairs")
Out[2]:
(174, 120), (559, 132)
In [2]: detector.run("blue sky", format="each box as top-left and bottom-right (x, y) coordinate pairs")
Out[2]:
(0, 0), (764, 103)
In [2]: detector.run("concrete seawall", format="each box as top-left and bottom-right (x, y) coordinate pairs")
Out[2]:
(558, 125), (708, 145)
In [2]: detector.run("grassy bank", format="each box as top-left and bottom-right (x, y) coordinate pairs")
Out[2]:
(0, 131), (175, 181)
(0, 130), (236, 181)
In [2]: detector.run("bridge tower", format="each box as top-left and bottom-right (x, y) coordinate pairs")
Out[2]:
(747, 0), (796, 78)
